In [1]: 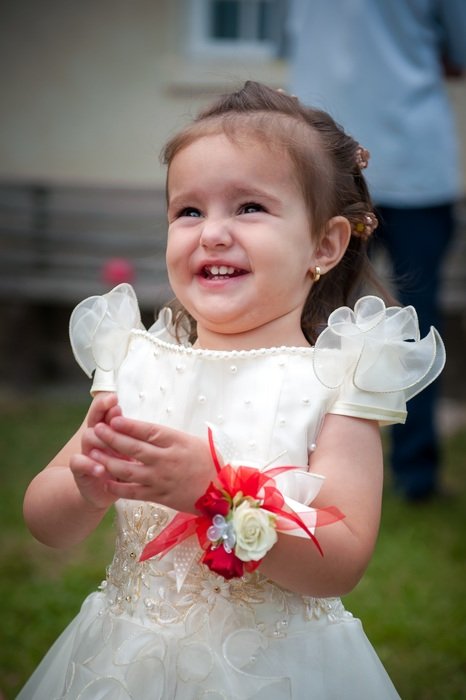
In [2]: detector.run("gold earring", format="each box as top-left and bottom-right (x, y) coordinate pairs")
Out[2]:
(312, 266), (321, 282)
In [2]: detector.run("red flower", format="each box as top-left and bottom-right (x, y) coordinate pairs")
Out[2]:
(202, 545), (244, 580)
(195, 482), (229, 518)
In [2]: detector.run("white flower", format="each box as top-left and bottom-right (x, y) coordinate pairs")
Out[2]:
(232, 501), (277, 562)
(200, 575), (231, 605)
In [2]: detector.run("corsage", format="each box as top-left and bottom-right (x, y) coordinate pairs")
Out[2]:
(140, 428), (343, 583)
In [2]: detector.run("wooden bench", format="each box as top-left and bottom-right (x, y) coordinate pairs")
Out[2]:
(1, 183), (465, 311)
(0, 183), (172, 308)
(0, 183), (464, 395)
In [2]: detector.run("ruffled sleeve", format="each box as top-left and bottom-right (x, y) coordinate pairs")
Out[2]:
(312, 296), (446, 425)
(69, 283), (144, 395)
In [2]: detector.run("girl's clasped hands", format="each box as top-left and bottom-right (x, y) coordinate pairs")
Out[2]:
(71, 392), (214, 514)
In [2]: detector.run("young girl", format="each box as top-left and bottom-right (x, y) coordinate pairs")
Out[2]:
(19, 82), (444, 699)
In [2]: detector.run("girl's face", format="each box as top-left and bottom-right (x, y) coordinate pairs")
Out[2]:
(166, 132), (317, 349)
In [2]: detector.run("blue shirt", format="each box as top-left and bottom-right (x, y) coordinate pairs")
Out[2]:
(289, 0), (466, 206)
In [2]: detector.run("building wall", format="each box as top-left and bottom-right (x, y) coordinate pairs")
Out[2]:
(0, 0), (287, 187)
(0, 1), (465, 396)
(1, 1), (465, 189)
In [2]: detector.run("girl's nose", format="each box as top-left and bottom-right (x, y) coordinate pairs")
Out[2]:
(199, 217), (233, 248)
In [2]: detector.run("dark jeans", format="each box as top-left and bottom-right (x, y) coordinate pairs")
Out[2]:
(374, 203), (454, 498)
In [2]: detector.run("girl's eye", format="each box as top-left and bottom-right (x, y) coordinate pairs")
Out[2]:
(179, 207), (201, 218)
(240, 202), (265, 215)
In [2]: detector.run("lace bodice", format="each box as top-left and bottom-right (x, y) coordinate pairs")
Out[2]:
(103, 499), (353, 637)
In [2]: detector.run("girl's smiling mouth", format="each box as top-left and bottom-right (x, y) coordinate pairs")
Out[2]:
(201, 265), (248, 280)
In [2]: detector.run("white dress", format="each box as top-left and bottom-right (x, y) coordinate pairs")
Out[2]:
(18, 284), (445, 700)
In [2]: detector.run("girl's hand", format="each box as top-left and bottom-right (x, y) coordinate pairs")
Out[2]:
(85, 392), (122, 432)
(24, 392), (126, 549)
(89, 416), (215, 513)
(69, 452), (117, 511)
(69, 393), (124, 510)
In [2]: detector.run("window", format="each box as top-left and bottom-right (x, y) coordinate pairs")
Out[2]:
(188, 0), (288, 59)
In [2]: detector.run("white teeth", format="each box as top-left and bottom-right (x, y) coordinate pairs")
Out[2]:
(208, 265), (235, 276)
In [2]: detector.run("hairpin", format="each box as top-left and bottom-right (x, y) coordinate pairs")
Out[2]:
(352, 212), (378, 240)
(276, 88), (298, 99)
(355, 146), (370, 170)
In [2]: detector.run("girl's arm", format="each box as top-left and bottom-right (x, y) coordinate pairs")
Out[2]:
(23, 393), (120, 549)
(259, 413), (384, 597)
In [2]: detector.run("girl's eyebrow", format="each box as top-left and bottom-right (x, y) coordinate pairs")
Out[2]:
(166, 193), (192, 212)
(230, 184), (282, 204)
(168, 183), (282, 209)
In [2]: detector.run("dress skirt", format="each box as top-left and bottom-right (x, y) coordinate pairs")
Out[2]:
(17, 585), (400, 700)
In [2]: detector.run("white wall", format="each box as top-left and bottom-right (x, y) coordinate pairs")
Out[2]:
(0, 0), (464, 191)
(0, 0), (287, 187)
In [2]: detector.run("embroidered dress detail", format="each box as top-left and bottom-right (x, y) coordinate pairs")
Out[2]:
(104, 502), (349, 631)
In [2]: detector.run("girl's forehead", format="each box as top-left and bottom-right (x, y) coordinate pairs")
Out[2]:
(169, 131), (292, 175)
(182, 129), (281, 153)
(168, 133), (297, 192)
(164, 110), (320, 170)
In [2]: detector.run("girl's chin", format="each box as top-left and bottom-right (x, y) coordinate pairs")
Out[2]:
(197, 317), (248, 334)
(193, 312), (255, 338)
(186, 299), (251, 326)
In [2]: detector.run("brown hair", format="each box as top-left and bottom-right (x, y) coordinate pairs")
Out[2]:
(162, 81), (392, 343)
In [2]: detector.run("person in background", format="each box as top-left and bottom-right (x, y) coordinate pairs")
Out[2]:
(289, 0), (466, 501)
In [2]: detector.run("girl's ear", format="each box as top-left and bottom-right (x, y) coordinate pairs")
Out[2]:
(312, 216), (351, 274)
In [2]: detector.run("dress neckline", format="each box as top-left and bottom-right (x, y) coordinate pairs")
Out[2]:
(132, 328), (315, 359)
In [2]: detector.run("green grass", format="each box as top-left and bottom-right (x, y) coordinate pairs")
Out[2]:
(345, 429), (466, 699)
(1, 399), (465, 699)
(0, 398), (115, 699)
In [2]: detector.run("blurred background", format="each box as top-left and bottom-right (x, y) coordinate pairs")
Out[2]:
(0, 2), (465, 698)
(0, 0), (465, 405)
(1, 0), (292, 394)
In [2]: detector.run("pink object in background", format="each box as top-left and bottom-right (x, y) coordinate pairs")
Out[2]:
(101, 258), (135, 286)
